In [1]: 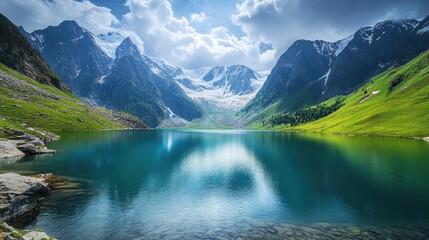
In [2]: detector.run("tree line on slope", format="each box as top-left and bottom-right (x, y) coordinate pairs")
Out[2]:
(263, 98), (345, 128)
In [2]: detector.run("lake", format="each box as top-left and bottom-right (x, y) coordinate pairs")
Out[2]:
(1, 130), (429, 239)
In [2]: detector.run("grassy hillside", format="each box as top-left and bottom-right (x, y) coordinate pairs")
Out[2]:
(287, 50), (429, 138)
(0, 64), (144, 138)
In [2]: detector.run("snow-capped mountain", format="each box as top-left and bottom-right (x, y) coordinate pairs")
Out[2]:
(21, 22), (203, 127)
(20, 20), (111, 97)
(151, 58), (268, 110)
(244, 16), (429, 114)
(20, 20), (266, 126)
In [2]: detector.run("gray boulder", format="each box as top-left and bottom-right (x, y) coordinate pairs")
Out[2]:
(0, 173), (50, 222)
(0, 141), (25, 160)
(15, 142), (55, 155)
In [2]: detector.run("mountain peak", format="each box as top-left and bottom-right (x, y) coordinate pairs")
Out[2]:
(115, 37), (141, 60)
(58, 20), (80, 29)
(44, 20), (87, 40)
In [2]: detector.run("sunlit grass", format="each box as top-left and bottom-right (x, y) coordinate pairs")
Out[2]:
(284, 50), (429, 138)
(0, 64), (128, 137)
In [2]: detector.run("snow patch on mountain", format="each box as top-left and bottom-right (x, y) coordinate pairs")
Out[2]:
(360, 27), (374, 44)
(335, 35), (353, 56)
(318, 69), (331, 85)
(418, 25), (429, 35)
(95, 32), (125, 59)
(150, 59), (267, 110)
(313, 41), (336, 57)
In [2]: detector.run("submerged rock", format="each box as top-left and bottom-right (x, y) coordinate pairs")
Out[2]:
(0, 173), (50, 222)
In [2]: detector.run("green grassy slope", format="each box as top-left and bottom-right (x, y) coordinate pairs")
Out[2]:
(0, 64), (135, 138)
(288, 50), (429, 138)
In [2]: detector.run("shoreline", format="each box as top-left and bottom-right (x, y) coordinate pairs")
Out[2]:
(0, 133), (57, 160)
(258, 126), (429, 142)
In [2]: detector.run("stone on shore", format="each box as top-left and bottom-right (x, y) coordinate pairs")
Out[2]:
(9, 133), (55, 155)
(0, 141), (25, 159)
(0, 173), (50, 222)
(423, 137), (429, 142)
(0, 133), (56, 159)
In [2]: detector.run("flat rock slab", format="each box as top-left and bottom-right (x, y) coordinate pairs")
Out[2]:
(0, 140), (25, 159)
(0, 173), (50, 222)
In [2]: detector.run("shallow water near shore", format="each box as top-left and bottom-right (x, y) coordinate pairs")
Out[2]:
(1, 130), (429, 239)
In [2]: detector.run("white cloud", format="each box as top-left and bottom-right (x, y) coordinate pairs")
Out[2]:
(120, 0), (274, 70)
(232, 0), (429, 65)
(231, 0), (341, 63)
(1, 0), (276, 70)
(5, 0), (425, 71)
(0, 0), (118, 34)
(190, 12), (207, 23)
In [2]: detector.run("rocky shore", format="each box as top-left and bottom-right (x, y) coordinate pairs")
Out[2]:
(0, 222), (53, 240)
(0, 173), (50, 222)
(0, 173), (56, 240)
(0, 133), (56, 160)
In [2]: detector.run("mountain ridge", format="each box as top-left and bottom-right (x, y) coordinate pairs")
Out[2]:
(291, 49), (429, 137)
(0, 14), (147, 137)
(243, 15), (429, 119)
(21, 22), (203, 127)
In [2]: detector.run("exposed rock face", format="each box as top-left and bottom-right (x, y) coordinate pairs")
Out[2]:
(0, 173), (50, 222)
(0, 13), (69, 92)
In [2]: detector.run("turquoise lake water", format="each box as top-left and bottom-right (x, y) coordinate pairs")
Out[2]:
(1, 130), (429, 239)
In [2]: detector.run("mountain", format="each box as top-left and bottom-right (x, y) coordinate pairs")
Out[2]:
(95, 38), (203, 127)
(152, 58), (268, 110)
(292, 49), (429, 138)
(0, 14), (146, 137)
(21, 20), (112, 97)
(22, 22), (202, 127)
(0, 13), (68, 91)
(244, 16), (429, 117)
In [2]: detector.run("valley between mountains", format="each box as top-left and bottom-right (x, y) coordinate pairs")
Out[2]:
(2, 12), (429, 138)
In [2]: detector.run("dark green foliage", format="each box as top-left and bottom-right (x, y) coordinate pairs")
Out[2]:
(389, 74), (404, 91)
(263, 98), (344, 127)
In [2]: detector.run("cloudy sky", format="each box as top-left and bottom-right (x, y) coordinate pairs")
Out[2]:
(1, 0), (429, 70)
